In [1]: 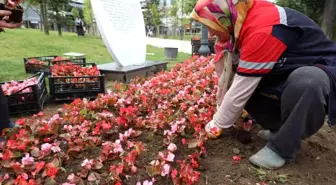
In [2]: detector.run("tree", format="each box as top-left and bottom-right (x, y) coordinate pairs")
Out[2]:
(321, 0), (336, 39)
(25, 0), (50, 35)
(71, 7), (79, 18)
(276, 0), (324, 25)
(170, 0), (179, 26)
(25, 0), (42, 31)
(83, 0), (94, 35)
(276, 0), (336, 40)
(143, 0), (161, 35)
(48, 0), (71, 36)
(183, 0), (197, 15)
(83, 0), (93, 25)
(151, 3), (161, 35)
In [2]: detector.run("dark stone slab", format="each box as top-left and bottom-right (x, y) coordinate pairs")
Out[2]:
(98, 61), (167, 83)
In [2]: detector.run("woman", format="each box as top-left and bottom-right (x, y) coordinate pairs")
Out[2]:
(191, 0), (336, 169)
(75, 17), (85, 36)
(0, 0), (24, 140)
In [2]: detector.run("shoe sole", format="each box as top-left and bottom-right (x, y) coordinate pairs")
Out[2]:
(249, 157), (281, 170)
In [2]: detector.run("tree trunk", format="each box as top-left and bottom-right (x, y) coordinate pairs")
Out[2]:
(40, 4), (44, 32)
(321, 0), (336, 39)
(41, 1), (49, 35)
(57, 24), (62, 36)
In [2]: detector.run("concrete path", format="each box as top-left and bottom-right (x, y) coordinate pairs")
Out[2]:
(146, 37), (192, 54)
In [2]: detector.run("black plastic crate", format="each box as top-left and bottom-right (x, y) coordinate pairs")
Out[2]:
(0, 72), (48, 115)
(49, 63), (105, 101)
(24, 56), (86, 75)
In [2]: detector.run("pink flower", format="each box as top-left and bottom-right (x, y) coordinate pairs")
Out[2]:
(4, 173), (9, 180)
(22, 173), (29, 179)
(171, 124), (178, 133)
(41, 143), (52, 153)
(119, 133), (126, 142)
(161, 164), (171, 176)
(143, 180), (153, 185)
(67, 173), (76, 183)
(21, 153), (34, 166)
(158, 152), (165, 159)
(167, 143), (177, 152)
(127, 141), (134, 149)
(166, 152), (175, 162)
(131, 165), (137, 174)
(81, 159), (93, 169)
(113, 140), (124, 153)
(51, 146), (61, 153)
(62, 183), (76, 185)
(63, 125), (73, 131)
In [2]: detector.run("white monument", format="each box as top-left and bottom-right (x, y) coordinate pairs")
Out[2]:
(91, 0), (147, 67)
(91, 0), (167, 83)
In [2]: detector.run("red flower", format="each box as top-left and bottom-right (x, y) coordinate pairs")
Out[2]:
(181, 138), (187, 145)
(16, 118), (27, 126)
(171, 169), (178, 179)
(46, 166), (59, 179)
(116, 117), (128, 126)
(232, 155), (242, 164)
(33, 161), (45, 176)
(2, 149), (14, 161)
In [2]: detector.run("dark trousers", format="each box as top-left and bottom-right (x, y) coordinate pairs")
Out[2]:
(245, 66), (330, 161)
(0, 87), (11, 131)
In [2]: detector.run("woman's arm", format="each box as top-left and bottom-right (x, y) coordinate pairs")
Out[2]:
(213, 74), (262, 128)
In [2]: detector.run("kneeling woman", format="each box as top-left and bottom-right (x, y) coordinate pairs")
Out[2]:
(191, 0), (336, 169)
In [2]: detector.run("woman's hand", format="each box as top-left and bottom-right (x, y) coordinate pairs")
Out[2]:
(3, 16), (9, 21)
(0, 20), (22, 29)
(205, 120), (223, 139)
(0, 10), (12, 17)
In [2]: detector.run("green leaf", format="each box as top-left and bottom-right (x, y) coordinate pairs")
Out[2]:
(4, 179), (15, 185)
(93, 161), (103, 170)
(31, 147), (40, 157)
(145, 164), (161, 177)
(51, 158), (60, 168)
(44, 178), (57, 185)
(187, 139), (198, 149)
(80, 108), (88, 115)
(12, 151), (23, 158)
(88, 172), (101, 182)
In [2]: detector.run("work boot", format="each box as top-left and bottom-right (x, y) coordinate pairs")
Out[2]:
(249, 146), (285, 170)
(257, 130), (272, 140)
(0, 122), (19, 143)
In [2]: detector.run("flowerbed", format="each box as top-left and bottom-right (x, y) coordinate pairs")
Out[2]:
(0, 56), (244, 184)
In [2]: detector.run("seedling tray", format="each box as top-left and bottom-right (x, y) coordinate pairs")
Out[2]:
(49, 63), (105, 101)
(24, 56), (86, 75)
(0, 72), (48, 115)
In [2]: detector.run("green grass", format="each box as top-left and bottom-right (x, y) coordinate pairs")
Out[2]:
(0, 29), (190, 82)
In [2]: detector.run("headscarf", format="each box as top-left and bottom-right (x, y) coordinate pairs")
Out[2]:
(190, 0), (253, 62)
